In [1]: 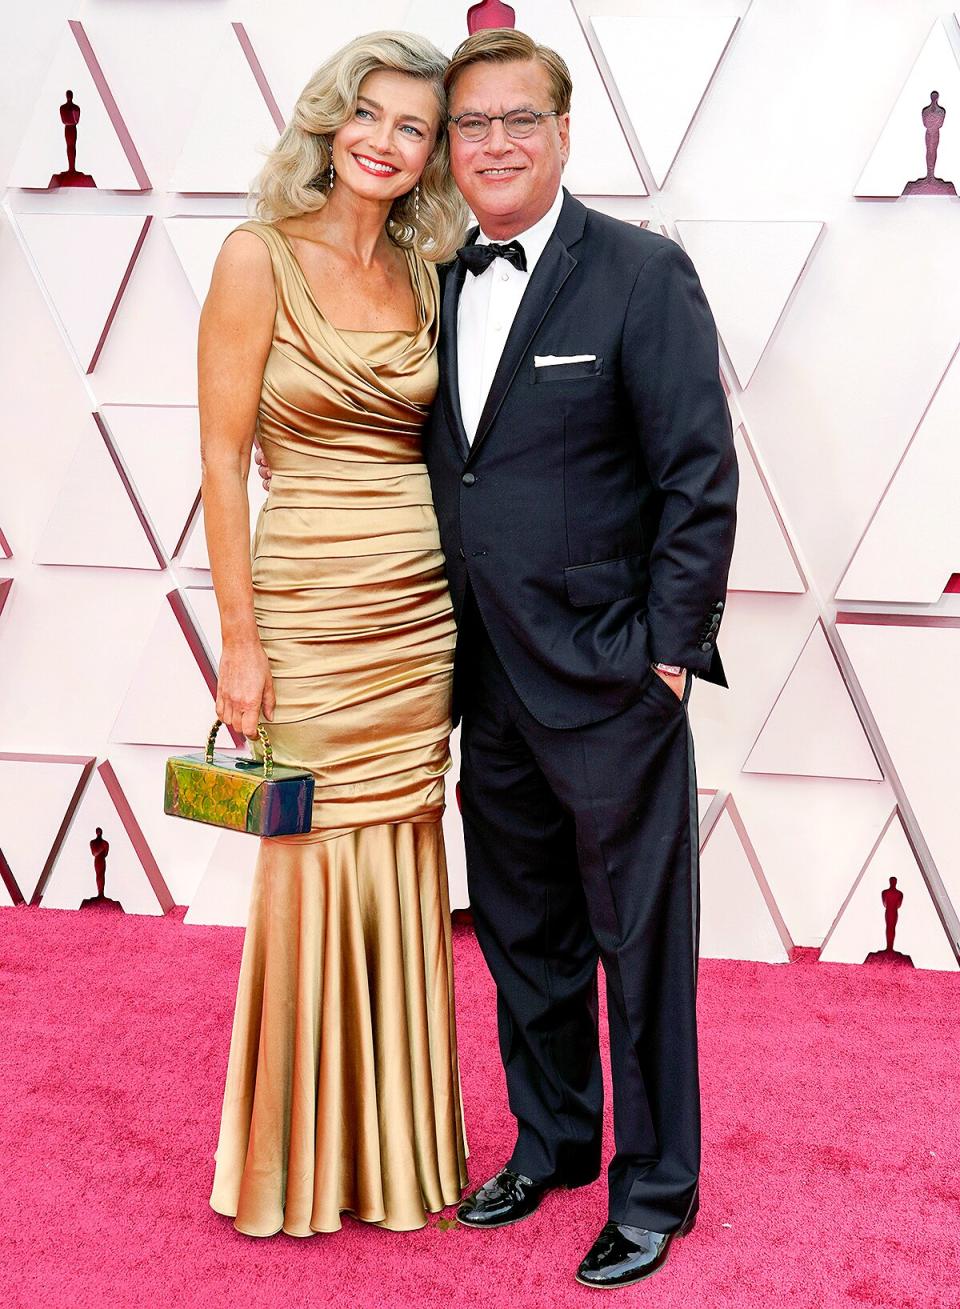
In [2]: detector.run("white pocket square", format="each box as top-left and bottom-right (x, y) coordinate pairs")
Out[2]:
(534, 354), (597, 367)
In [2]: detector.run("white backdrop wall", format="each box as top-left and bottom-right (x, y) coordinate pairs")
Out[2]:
(1, 0), (959, 968)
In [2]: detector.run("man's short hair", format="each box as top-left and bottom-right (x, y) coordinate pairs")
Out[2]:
(444, 29), (573, 115)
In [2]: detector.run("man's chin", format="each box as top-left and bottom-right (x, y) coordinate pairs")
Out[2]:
(466, 184), (529, 217)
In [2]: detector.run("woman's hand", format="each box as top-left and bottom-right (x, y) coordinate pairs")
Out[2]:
(216, 639), (276, 739)
(254, 440), (273, 492)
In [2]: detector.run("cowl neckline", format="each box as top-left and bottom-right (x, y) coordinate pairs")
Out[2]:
(272, 226), (425, 367)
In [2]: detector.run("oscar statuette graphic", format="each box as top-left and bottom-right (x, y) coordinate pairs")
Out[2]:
(80, 826), (121, 910)
(467, 0), (516, 33)
(902, 91), (956, 195)
(864, 876), (914, 966)
(49, 90), (97, 188)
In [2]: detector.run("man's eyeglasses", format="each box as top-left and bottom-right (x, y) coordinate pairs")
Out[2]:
(448, 108), (560, 142)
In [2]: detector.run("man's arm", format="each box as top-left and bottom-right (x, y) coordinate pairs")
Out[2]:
(621, 240), (738, 681)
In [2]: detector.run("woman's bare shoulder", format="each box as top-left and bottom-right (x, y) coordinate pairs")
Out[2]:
(208, 226), (275, 300)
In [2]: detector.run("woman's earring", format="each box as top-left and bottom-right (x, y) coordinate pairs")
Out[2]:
(414, 183), (420, 221)
(328, 160), (335, 190)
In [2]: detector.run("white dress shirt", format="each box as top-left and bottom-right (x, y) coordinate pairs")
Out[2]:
(457, 186), (564, 444)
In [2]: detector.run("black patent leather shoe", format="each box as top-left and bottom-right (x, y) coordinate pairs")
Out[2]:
(575, 1210), (697, 1288)
(456, 1168), (560, 1229)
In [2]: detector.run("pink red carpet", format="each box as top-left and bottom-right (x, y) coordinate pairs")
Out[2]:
(0, 904), (957, 1308)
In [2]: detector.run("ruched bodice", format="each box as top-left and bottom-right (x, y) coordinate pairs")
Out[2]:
(253, 223), (439, 470)
(209, 220), (466, 1238)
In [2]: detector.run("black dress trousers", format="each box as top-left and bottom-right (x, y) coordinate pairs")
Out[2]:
(457, 601), (701, 1235)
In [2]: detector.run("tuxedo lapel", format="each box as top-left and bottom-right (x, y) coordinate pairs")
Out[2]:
(439, 246), (471, 462)
(467, 191), (586, 461)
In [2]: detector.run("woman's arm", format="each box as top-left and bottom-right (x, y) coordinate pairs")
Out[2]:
(198, 230), (277, 740)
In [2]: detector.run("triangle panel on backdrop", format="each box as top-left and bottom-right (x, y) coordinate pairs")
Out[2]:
(837, 616), (960, 929)
(675, 221), (823, 388)
(170, 23), (284, 194)
(13, 214), (151, 373)
(837, 345), (960, 603)
(743, 621), (882, 780)
(697, 788), (721, 830)
(165, 216), (245, 304)
(33, 414), (164, 570)
(178, 462), (268, 569)
(698, 796), (792, 963)
(856, 19), (960, 198)
(100, 406), (200, 559)
(0, 854), (16, 908)
(90, 222), (201, 406)
(820, 810), (957, 971)
(402, 0), (645, 195)
(110, 591), (218, 748)
(181, 586), (224, 665)
(104, 745), (221, 911)
(0, 755), (95, 906)
(0, 524), (12, 558)
(728, 426), (805, 593)
(184, 828), (260, 926)
(734, 778), (898, 948)
(178, 504), (211, 570)
(7, 20), (149, 191)
(590, 12), (739, 188)
(247, 7), (403, 125)
(38, 761), (173, 915)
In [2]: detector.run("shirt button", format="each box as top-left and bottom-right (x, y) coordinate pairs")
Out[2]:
(501, 273), (509, 282)
(462, 472), (476, 486)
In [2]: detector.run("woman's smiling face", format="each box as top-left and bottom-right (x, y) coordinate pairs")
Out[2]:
(331, 69), (440, 203)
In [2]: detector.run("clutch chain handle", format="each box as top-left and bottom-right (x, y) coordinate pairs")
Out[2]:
(205, 720), (274, 777)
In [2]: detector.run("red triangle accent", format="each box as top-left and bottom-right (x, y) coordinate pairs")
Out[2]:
(468, 1), (516, 32)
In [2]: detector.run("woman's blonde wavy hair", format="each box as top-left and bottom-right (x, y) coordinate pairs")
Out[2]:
(254, 31), (467, 262)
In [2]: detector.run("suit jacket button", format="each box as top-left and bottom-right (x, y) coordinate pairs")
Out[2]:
(462, 472), (476, 486)
(716, 600), (725, 611)
(700, 640), (713, 653)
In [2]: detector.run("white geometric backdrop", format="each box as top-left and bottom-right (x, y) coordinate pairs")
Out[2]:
(1, 0), (959, 970)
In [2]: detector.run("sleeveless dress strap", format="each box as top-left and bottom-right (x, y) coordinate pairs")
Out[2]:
(230, 219), (292, 274)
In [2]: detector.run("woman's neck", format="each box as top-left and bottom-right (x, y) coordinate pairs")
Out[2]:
(308, 187), (396, 267)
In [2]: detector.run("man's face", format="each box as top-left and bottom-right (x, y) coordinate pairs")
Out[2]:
(448, 59), (570, 237)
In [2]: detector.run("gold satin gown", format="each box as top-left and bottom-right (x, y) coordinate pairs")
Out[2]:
(209, 220), (468, 1236)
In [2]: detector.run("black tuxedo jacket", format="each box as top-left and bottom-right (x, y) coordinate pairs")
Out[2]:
(423, 190), (738, 730)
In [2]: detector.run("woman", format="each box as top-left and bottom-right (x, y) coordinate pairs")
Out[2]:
(199, 32), (469, 1237)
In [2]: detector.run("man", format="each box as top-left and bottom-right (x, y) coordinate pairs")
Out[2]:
(429, 30), (736, 1289)
(258, 28), (737, 1288)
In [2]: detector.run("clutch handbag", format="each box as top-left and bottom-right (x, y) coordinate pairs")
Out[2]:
(164, 721), (314, 836)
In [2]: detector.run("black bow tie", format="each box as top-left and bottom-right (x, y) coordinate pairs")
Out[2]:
(456, 240), (528, 275)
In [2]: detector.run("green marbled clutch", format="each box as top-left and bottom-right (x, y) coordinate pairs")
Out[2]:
(164, 721), (314, 836)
